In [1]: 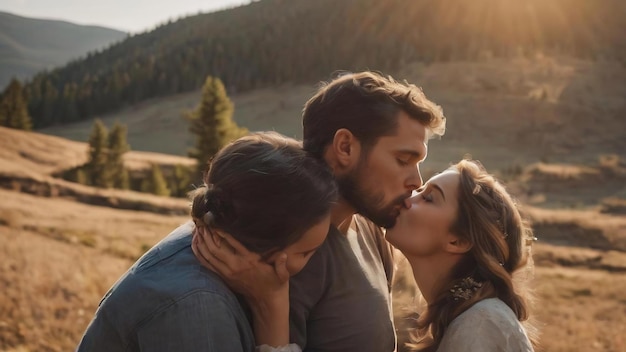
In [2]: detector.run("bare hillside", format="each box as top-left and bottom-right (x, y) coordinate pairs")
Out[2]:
(0, 127), (193, 214)
(0, 126), (194, 178)
(39, 57), (626, 173)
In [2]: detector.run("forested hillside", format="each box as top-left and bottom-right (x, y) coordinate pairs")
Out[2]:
(23, 0), (626, 128)
(0, 11), (126, 88)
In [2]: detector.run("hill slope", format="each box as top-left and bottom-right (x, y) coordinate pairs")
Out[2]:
(0, 11), (126, 88)
(0, 126), (193, 177)
(40, 57), (626, 171)
(23, 0), (626, 128)
(0, 126), (193, 213)
(1, 126), (626, 352)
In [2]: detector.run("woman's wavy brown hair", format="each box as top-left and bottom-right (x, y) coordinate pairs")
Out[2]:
(410, 159), (537, 351)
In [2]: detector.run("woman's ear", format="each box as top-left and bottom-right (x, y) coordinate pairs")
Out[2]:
(330, 129), (361, 170)
(445, 234), (472, 254)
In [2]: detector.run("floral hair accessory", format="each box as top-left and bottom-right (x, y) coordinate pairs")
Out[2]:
(450, 277), (483, 301)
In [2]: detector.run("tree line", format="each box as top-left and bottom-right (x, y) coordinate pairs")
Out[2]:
(2, 68), (244, 198)
(0, 79), (32, 130)
(67, 75), (245, 198)
(19, 0), (625, 128)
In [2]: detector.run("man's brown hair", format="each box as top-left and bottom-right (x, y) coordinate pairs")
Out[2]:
(302, 71), (446, 159)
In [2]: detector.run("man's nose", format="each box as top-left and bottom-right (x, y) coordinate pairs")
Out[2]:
(406, 165), (423, 190)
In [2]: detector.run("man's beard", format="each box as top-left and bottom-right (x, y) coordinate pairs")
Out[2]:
(337, 165), (408, 229)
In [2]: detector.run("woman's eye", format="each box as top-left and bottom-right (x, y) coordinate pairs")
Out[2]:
(423, 193), (433, 202)
(397, 158), (409, 166)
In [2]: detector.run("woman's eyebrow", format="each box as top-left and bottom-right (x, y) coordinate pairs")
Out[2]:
(430, 183), (446, 201)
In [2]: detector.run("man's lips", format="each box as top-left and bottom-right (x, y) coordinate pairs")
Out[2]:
(390, 193), (413, 216)
(393, 201), (410, 216)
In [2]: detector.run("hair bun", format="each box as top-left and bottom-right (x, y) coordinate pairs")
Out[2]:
(203, 186), (231, 224)
(204, 186), (221, 211)
(202, 211), (215, 226)
(189, 185), (222, 228)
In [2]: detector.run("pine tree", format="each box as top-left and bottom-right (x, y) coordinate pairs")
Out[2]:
(170, 164), (192, 197)
(75, 168), (87, 185)
(0, 79), (32, 130)
(141, 164), (170, 196)
(108, 122), (130, 189)
(186, 76), (247, 177)
(0, 89), (4, 127)
(86, 119), (111, 188)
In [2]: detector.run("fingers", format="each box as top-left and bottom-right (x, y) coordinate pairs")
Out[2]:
(193, 230), (235, 277)
(196, 226), (220, 248)
(214, 229), (253, 257)
(193, 227), (261, 275)
(206, 229), (261, 267)
(273, 253), (290, 284)
(196, 227), (233, 264)
(193, 228), (228, 270)
(191, 234), (216, 271)
(193, 228), (218, 263)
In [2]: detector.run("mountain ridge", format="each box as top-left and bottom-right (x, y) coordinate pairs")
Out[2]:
(0, 11), (127, 88)
(22, 0), (626, 128)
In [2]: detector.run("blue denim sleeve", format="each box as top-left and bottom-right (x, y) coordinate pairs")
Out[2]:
(136, 291), (254, 352)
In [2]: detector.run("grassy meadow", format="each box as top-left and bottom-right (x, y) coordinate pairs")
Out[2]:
(1, 56), (626, 352)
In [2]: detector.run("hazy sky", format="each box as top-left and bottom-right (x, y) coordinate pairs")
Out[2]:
(0, 0), (251, 33)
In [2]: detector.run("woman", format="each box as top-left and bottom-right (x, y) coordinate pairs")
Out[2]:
(77, 132), (337, 352)
(194, 159), (536, 351)
(386, 159), (536, 351)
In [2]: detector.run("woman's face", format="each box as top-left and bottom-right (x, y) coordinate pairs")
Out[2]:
(267, 215), (330, 276)
(385, 170), (461, 257)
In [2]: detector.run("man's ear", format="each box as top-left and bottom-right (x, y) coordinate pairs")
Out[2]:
(330, 129), (361, 170)
(445, 234), (472, 254)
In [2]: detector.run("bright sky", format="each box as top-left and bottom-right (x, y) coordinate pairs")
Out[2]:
(0, 0), (251, 33)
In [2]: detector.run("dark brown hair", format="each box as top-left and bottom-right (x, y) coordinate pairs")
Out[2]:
(190, 132), (337, 256)
(412, 160), (537, 351)
(302, 71), (446, 160)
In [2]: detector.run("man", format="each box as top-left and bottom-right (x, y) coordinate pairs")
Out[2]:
(196, 71), (446, 351)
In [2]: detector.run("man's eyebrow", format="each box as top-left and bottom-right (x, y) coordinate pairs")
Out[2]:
(397, 149), (424, 160)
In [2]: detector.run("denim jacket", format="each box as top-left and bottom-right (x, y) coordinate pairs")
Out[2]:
(76, 222), (255, 352)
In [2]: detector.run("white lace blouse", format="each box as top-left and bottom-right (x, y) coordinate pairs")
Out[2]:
(437, 298), (534, 352)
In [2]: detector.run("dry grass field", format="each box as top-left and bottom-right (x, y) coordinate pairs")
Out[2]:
(0, 190), (189, 352)
(2, 57), (626, 351)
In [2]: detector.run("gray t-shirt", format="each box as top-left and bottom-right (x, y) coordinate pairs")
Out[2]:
(438, 298), (534, 352)
(289, 215), (396, 352)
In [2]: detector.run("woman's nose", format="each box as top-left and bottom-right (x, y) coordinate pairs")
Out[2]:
(404, 194), (419, 208)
